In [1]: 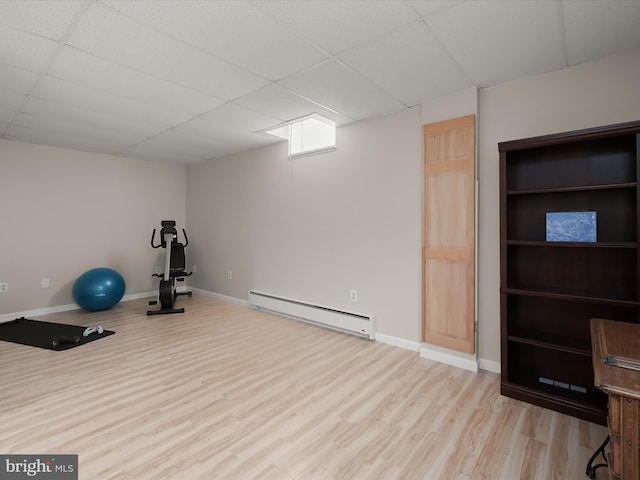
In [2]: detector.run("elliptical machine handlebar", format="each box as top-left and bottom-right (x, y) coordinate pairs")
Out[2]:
(150, 225), (188, 249)
(150, 228), (160, 248)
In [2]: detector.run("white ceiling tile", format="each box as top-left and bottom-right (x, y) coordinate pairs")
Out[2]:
(32, 76), (191, 131)
(21, 96), (165, 139)
(170, 117), (229, 141)
(121, 143), (207, 165)
(0, 90), (26, 112)
(119, 132), (231, 164)
(0, 64), (40, 95)
(563, 0), (640, 66)
(0, 0), (86, 40)
(10, 111), (141, 147)
(67, 2), (268, 100)
(168, 105), (281, 155)
(234, 84), (353, 125)
(6, 122), (131, 155)
(49, 47), (225, 116)
(0, 25), (60, 73)
(1, 0), (638, 166)
(103, 0), (329, 81)
(341, 22), (471, 107)
(123, 131), (233, 163)
(175, 128), (272, 157)
(253, 0), (417, 55)
(426, 0), (566, 87)
(117, 143), (204, 166)
(153, 130), (234, 156)
(409, 1), (466, 18)
(280, 60), (406, 121)
(198, 103), (283, 138)
(0, 109), (16, 124)
(118, 148), (202, 166)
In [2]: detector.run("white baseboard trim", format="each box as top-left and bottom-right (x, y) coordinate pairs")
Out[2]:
(375, 336), (500, 374)
(194, 291), (489, 368)
(0, 290), (156, 324)
(0, 303), (80, 324)
(124, 291), (157, 301)
(1, 287), (502, 375)
(478, 358), (501, 374)
(420, 346), (479, 373)
(375, 333), (421, 352)
(195, 290), (423, 353)
(189, 288), (249, 307)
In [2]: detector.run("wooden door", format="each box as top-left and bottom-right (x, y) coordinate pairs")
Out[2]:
(422, 115), (475, 353)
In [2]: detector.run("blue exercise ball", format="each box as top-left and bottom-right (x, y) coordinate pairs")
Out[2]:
(73, 268), (126, 311)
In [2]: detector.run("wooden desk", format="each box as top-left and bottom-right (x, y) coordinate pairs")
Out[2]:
(591, 318), (640, 479)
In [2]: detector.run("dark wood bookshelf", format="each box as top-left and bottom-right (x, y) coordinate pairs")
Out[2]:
(501, 288), (640, 307)
(499, 120), (640, 425)
(506, 240), (636, 248)
(506, 331), (592, 357)
(506, 182), (637, 196)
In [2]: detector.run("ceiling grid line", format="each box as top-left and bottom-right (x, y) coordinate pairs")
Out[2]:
(0, 0), (638, 164)
(557, 0), (570, 69)
(2, 0), (94, 138)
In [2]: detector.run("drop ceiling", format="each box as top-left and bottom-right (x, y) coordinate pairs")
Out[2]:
(1, 0), (639, 166)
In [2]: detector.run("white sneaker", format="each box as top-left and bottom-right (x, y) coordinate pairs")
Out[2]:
(83, 325), (104, 337)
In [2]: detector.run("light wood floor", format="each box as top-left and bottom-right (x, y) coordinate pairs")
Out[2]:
(1, 294), (609, 479)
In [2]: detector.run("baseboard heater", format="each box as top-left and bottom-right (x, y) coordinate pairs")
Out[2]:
(248, 290), (375, 340)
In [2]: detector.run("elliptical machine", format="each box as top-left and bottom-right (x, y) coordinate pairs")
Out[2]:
(147, 220), (192, 315)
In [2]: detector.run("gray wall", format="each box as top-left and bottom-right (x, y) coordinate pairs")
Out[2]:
(187, 50), (640, 366)
(2, 49), (639, 367)
(187, 107), (423, 342)
(477, 50), (640, 364)
(0, 139), (186, 315)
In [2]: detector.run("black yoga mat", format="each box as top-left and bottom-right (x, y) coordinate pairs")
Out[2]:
(0, 317), (114, 351)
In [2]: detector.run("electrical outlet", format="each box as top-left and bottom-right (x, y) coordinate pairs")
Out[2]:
(155, 267), (161, 275)
(0, 282), (8, 293)
(227, 270), (233, 280)
(350, 290), (357, 302)
(41, 278), (50, 288)
(193, 265), (197, 273)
